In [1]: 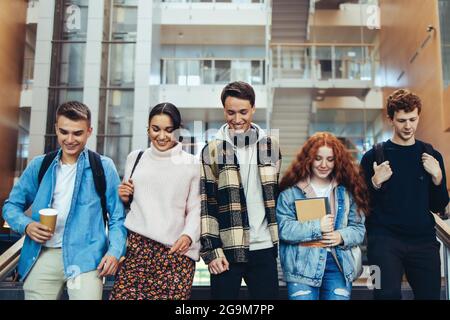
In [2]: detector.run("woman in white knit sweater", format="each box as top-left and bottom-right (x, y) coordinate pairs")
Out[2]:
(110, 103), (201, 300)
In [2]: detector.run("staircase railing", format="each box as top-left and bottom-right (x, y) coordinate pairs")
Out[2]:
(1, 215), (448, 299)
(0, 237), (24, 282)
(270, 43), (375, 83)
(434, 213), (450, 300)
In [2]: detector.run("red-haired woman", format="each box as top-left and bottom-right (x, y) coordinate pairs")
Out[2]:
(276, 132), (369, 300)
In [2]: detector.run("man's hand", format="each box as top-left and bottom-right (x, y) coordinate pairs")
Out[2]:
(118, 179), (134, 203)
(97, 255), (119, 277)
(208, 257), (229, 275)
(25, 222), (53, 243)
(321, 231), (343, 247)
(372, 161), (393, 188)
(422, 153), (443, 185)
(169, 235), (192, 255)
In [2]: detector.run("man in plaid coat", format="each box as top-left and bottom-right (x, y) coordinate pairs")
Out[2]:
(200, 81), (282, 299)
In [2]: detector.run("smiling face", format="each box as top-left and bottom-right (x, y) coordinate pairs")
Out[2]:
(390, 108), (419, 145)
(55, 115), (92, 163)
(311, 145), (335, 181)
(223, 96), (256, 134)
(148, 114), (177, 152)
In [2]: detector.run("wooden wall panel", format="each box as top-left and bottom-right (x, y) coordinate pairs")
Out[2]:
(0, 1), (27, 232)
(444, 86), (450, 131)
(379, 0), (450, 189)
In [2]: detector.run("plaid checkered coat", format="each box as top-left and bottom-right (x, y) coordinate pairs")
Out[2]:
(200, 136), (281, 264)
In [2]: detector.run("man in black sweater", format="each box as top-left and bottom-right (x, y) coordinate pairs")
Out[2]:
(361, 89), (449, 300)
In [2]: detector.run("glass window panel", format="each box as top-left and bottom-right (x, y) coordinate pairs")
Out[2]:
(59, 88), (84, 102)
(103, 136), (132, 177)
(251, 60), (263, 84)
(162, 59), (265, 85)
(112, 0), (138, 41)
(176, 60), (188, 85)
(315, 47), (332, 80)
(165, 60), (176, 84)
(100, 90), (134, 176)
(335, 47), (370, 80)
(214, 60), (231, 84)
(58, 42), (86, 86)
(62, 0), (89, 40)
(15, 107), (31, 175)
(106, 90), (134, 136)
(201, 60), (213, 84)
(109, 43), (136, 87)
(187, 60), (201, 85)
(231, 60), (251, 83)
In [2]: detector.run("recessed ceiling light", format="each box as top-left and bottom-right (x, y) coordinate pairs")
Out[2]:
(318, 89), (326, 94)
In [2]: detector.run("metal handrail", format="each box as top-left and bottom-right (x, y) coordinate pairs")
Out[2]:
(0, 237), (24, 282)
(270, 42), (375, 47)
(435, 213), (450, 247)
(434, 213), (450, 300)
(160, 0), (266, 3)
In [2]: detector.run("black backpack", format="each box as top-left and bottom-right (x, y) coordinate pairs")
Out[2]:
(374, 141), (434, 165)
(373, 141), (434, 191)
(38, 150), (108, 227)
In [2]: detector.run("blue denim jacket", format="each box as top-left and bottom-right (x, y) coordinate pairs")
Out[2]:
(2, 149), (127, 280)
(276, 182), (365, 287)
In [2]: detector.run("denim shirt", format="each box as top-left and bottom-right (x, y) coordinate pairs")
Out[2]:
(276, 184), (365, 287)
(2, 149), (127, 280)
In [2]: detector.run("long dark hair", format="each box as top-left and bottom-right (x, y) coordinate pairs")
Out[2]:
(148, 102), (182, 129)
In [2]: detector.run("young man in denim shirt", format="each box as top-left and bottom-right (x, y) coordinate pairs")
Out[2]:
(2, 101), (127, 300)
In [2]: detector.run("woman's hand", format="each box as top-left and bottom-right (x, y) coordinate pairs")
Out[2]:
(321, 231), (343, 247)
(320, 214), (335, 233)
(169, 234), (192, 255)
(118, 179), (134, 203)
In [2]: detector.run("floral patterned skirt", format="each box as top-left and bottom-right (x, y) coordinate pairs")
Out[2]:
(110, 231), (195, 300)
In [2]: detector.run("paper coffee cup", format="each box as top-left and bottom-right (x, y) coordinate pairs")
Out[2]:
(39, 208), (58, 233)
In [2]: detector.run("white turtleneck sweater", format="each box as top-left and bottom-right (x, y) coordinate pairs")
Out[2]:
(123, 142), (201, 261)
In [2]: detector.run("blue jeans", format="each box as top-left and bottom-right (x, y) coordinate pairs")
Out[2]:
(287, 252), (352, 300)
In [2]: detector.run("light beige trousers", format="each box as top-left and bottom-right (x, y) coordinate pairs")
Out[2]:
(23, 247), (103, 300)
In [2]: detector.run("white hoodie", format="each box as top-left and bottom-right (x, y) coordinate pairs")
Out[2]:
(215, 123), (273, 251)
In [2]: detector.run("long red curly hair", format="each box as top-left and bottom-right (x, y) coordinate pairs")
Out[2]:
(279, 132), (370, 216)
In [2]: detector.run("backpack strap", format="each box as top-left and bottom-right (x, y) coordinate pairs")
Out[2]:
(38, 151), (59, 185)
(88, 150), (108, 227)
(422, 141), (434, 156)
(126, 150), (144, 208)
(129, 150), (144, 179)
(374, 142), (385, 165)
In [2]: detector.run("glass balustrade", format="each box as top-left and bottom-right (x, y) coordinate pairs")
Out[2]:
(162, 59), (265, 85)
(271, 44), (374, 82)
